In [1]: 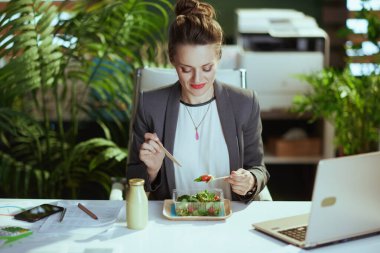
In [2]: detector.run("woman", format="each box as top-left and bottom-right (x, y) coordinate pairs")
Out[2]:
(127, 0), (269, 201)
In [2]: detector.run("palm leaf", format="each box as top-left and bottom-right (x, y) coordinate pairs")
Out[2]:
(0, 151), (38, 198)
(55, 138), (127, 198)
(0, 0), (172, 199)
(0, 0), (62, 109)
(0, 108), (43, 142)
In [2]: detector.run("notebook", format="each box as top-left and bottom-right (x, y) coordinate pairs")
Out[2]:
(252, 151), (380, 248)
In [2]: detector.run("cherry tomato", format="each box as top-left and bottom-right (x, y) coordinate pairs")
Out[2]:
(201, 175), (210, 182)
(208, 206), (215, 215)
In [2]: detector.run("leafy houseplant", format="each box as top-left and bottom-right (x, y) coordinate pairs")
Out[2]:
(292, 1), (380, 155)
(292, 69), (380, 155)
(0, 0), (172, 198)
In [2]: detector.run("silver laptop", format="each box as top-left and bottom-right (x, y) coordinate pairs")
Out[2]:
(252, 151), (380, 248)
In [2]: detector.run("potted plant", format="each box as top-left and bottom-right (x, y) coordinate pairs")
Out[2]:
(292, 69), (380, 155)
(0, 0), (172, 198)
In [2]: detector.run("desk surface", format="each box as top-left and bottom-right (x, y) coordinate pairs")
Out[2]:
(1, 199), (380, 253)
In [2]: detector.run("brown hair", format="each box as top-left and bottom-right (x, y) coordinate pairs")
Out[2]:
(168, 0), (223, 62)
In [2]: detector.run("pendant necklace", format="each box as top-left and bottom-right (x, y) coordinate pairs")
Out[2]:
(184, 102), (212, 141)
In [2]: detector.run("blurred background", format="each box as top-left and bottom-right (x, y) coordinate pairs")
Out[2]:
(0, 0), (379, 200)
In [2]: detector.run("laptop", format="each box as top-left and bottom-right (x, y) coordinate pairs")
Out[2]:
(252, 151), (380, 248)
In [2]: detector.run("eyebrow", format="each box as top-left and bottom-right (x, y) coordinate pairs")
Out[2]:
(178, 63), (213, 68)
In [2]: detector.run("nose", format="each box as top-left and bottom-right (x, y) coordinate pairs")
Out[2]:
(192, 69), (201, 83)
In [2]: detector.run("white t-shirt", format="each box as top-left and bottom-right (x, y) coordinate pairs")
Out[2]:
(173, 98), (232, 200)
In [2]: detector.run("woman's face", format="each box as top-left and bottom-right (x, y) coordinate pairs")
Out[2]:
(172, 44), (220, 104)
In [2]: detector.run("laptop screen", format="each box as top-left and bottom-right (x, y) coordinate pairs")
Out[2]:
(306, 151), (380, 245)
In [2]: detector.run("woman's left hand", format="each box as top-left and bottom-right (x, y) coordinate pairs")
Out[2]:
(226, 168), (256, 196)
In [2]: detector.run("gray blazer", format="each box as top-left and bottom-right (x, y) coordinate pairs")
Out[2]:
(126, 81), (269, 201)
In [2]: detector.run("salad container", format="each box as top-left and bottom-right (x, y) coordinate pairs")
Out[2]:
(172, 188), (225, 216)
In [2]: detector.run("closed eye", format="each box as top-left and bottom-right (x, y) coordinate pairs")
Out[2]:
(203, 65), (213, 72)
(181, 67), (192, 73)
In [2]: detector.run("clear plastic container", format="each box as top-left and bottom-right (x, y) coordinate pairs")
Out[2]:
(172, 188), (225, 216)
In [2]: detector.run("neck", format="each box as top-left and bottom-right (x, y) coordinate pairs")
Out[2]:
(181, 87), (214, 105)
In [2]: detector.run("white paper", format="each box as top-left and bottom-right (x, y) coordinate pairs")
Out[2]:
(67, 244), (123, 253)
(39, 201), (123, 234)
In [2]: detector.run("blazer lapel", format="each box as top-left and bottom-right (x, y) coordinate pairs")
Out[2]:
(163, 82), (181, 191)
(214, 82), (240, 171)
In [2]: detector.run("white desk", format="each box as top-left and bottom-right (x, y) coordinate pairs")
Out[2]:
(1, 199), (380, 253)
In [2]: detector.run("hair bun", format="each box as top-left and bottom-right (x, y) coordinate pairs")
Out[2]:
(175, 0), (215, 19)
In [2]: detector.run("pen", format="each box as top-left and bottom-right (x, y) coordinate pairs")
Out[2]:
(78, 203), (98, 220)
(59, 208), (66, 222)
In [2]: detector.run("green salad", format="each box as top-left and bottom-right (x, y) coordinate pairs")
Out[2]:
(176, 189), (221, 202)
(175, 190), (223, 216)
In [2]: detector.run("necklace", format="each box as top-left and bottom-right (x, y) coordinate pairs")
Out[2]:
(184, 102), (212, 141)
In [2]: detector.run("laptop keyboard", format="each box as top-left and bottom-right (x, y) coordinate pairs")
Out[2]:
(279, 226), (307, 241)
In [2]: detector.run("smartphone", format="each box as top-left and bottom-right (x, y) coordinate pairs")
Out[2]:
(14, 204), (64, 222)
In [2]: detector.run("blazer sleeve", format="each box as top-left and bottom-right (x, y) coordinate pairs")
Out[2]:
(242, 91), (270, 200)
(126, 91), (164, 192)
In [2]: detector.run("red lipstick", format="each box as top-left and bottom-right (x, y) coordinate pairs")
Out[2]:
(191, 82), (206, 89)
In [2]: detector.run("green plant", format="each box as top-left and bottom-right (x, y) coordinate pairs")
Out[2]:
(292, 69), (380, 155)
(0, 0), (172, 198)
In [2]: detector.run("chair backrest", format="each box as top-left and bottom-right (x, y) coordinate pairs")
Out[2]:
(135, 67), (246, 92)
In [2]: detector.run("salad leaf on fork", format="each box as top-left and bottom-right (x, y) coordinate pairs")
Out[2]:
(194, 174), (214, 183)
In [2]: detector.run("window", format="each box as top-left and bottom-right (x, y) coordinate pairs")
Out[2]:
(346, 0), (380, 75)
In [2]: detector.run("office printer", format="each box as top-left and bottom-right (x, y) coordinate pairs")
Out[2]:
(235, 9), (329, 111)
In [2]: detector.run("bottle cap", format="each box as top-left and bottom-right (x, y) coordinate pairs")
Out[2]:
(129, 178), (145, 186)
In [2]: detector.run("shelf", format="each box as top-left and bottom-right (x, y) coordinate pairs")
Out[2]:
(261, 109), (314, 120)
(264, 155), (323, 165)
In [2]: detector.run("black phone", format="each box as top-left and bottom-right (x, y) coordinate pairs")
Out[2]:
(14, 204), (64, 222)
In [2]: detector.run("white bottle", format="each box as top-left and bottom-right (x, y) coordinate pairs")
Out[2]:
(126, 178), (148, 230)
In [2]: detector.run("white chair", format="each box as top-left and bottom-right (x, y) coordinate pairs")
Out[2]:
(136, 67), (246, 92)
(110, 67), (272, 201)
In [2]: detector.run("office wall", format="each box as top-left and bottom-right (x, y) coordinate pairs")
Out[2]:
(169, 0), (322, 43)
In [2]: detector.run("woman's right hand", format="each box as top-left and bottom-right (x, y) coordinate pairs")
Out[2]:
(139, 133), (165, 182)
